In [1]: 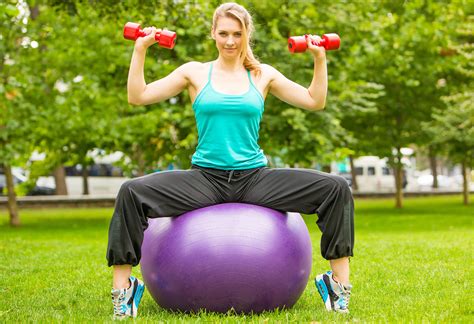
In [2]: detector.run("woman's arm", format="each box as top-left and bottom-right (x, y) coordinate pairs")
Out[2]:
(127, 27), (189, 106)
(267, 35), (328, 111)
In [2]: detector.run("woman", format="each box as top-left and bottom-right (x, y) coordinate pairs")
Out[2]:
(109, 2), (354, 319)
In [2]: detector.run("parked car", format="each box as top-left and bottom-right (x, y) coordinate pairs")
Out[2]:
(344, 156), (407, 191)
(0, 168), (55, 196)
(416, 174), (456, 189)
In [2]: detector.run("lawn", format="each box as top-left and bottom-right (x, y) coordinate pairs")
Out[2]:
(0, 195), (472, 323)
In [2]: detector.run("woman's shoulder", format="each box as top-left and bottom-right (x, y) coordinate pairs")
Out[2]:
(255, 63), (279, 80)
(177, 61), (214, 87)
(260, 63), (279, 73)
(179, 61), (212, 73)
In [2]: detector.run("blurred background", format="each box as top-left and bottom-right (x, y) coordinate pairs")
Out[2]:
(1, 0), (472, 211)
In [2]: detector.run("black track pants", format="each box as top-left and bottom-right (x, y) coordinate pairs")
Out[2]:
(107, 165), (354, 266)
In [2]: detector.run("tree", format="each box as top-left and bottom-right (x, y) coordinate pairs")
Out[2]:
(341, 1), (458, 207)
(22, 2), (133, 194)
(1, 0), (39, 226)
(248, 0), (355, 167)
(4, 0), (470, 211)
(423, 4), (473, 204)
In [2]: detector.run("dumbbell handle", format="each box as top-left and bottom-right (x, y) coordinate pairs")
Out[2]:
(123, 22), (176, 49)
(288, 33), (340, 53)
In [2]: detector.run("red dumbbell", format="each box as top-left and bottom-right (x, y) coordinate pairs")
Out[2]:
(123, 22), (177, 49)
(288, 33), (340, 53)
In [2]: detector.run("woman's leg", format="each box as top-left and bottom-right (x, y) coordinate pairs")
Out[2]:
(113, 265), (132, 289)
(107, 168), (225, 288)
(240, 167), (354, 282)
(330, 258), (350, 286)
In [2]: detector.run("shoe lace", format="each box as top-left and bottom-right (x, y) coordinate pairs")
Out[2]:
(112, 290), (126, 316)
(338, 284), (351, 309)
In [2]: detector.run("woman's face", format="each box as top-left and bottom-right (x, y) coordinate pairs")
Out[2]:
(212, 16), (243, 58)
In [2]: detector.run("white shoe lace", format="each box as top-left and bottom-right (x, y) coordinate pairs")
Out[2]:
(336, 282), (351, 311)
(112, 290), (126, 318)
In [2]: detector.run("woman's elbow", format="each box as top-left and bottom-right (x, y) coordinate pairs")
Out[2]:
(128, 96), (142, 106)
(311, 100), (326, 111)
(306, 91), (326, 111)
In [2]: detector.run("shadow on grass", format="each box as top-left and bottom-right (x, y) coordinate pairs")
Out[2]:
(138, 296), (298, 321)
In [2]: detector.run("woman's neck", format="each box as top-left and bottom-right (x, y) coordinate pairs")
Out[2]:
(215, 56), (245, 72)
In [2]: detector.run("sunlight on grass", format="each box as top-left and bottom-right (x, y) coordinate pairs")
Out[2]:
(0, 196), (472, 322)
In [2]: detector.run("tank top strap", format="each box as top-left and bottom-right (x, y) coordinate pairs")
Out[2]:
(208, 62), (214, 82)
(246, 69), (252, 84)
(247, 68), (259, 93)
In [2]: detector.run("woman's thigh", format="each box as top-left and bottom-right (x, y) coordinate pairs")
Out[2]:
(120, 168), (226, 218)
(241, 167), (349, 215)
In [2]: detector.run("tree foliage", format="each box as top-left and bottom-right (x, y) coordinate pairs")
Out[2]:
(1, 0), (472, 221)
(422, 6), (473, 204)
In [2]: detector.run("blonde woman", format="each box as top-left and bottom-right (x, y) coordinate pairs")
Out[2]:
(109, 2), (354, 319)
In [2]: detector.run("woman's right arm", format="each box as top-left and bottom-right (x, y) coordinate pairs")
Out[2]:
(127, 27), (190, 106)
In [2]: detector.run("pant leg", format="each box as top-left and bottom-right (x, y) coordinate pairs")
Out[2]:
(107, 169), (224, 266)
(240, 167), (354, 260)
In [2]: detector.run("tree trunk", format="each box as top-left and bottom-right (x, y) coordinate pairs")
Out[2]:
(394, 165), (403, 208)
(349, 155), (358, 191)
(28, 4), (40, 20)
(429, 147), (438, 189)
(133, 144), (146, 177)
(137, 155), (146, 177)
(82, 166), (89, 195)
(322, 165), (331, 173)
(393, 149), (403, 208)
(4, 164), (20, 226)
(53, 165), (68, 195)
(462, 160), (469, 205)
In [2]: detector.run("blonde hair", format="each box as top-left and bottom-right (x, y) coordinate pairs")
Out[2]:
(212, 2), (261, 76)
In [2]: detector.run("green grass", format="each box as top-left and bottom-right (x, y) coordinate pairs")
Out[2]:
(1, 195), (473, 323)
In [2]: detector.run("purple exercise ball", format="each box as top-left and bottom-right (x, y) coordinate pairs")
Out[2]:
(140, 203), (312, 314)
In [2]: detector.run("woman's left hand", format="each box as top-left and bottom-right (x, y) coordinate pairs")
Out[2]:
(306, 34), (326, 59)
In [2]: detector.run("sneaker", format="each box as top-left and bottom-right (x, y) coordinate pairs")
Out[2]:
(111, 276), (145, 320)
(315, 270), (352, 313)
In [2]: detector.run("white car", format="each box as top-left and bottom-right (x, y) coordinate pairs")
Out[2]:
(0, 168), (55, 196)
(416, 174), (455, 189)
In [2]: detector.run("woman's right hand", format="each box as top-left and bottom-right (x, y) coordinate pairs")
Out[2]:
(134, 26), (161, 51)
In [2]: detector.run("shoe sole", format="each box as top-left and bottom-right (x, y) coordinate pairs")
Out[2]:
(315, 275), (333, 311)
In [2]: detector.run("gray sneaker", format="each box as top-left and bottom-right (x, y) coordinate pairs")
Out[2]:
(111, 276), (145, 320)
(315, 271), (352, 313)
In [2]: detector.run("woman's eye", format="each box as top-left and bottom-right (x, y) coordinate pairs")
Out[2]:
(235, 33), (242, 37)
(219, 32), (227, 36)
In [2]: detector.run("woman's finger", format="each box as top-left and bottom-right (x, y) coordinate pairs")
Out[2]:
(307, 34), (322, 46)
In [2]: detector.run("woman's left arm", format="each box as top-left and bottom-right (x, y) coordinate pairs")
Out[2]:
(267, 35), (327, 111)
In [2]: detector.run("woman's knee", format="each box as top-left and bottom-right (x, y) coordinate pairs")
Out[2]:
(118, 178), (143, 196)
(329, 174), (352, 194)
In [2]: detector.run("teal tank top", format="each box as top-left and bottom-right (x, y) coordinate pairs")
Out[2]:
(191, 63), (268, 170)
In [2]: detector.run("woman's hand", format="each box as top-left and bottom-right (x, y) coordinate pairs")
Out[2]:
(134, 26), (161, 51)
(306, 34), (326, 59)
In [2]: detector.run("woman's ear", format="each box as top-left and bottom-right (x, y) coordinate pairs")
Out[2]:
(211, 28), (216, 40)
